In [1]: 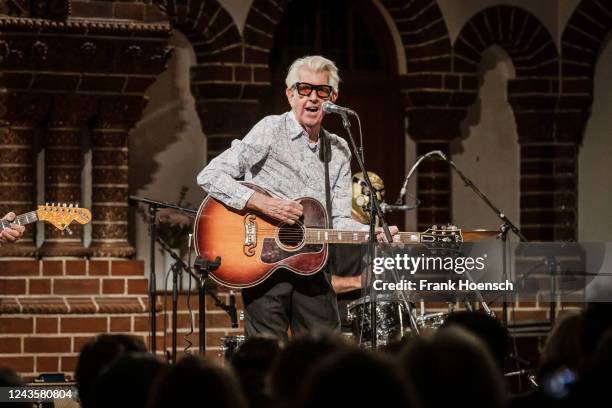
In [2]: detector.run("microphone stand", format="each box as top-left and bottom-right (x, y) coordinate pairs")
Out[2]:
(129, 195), (197, 355)
(156, 236), (236, 359)
(443, 157), (527, 327)
(336, 113), (419, 348)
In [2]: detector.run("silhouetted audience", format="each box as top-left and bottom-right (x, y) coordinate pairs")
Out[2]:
(0, 367), (32, 408)
(8, 303), (612, 408)
(508, 312), (583, 408)
(75, 334), (147, 408)
(230, 335), (282, 408)
(564, 303), (612, 406)
(400, 326), (505, 408)
(441, 311), (509, 371)
(298, 347), (418, 408)
(149, 355), (246, 408)
(91, 352), (164, 408)
(269, 331), (347, 408)
(539, 312), (583, 378)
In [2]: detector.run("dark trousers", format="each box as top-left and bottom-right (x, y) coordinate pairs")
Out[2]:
(241, 267), (340, 340)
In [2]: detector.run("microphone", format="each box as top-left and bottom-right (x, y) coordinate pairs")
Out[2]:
(322, 101), (356, 116)
(380, 203), (414, 213)
(229, 291), (238, 328)
(397, 150), (448, 203)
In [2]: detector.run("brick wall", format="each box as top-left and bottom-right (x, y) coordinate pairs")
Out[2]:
(0, 259), (150, 377)
(0, 258), (246, 377)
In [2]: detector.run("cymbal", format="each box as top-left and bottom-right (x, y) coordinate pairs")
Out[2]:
(462, 230), (499, 241)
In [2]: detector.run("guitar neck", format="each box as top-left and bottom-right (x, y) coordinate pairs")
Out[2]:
(304, 229), (420, 244)
(0, 211), (39, 230)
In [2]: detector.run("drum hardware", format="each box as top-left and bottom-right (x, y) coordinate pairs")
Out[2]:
(220, 335), (246, 362)
(347, 294), (412, 346)
(347, 294), (451, 346)
(415, 312), (447, 330)
(504, 368), (538, 388)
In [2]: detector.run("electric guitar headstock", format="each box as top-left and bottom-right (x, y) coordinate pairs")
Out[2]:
(421, 225), (463, 245)
(36, 203), (92, 231)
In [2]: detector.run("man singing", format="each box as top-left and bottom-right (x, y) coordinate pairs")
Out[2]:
(197, 55), (397, 339)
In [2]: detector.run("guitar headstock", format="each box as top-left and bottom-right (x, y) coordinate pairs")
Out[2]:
(421, 225), (463, 244)
(36, 203), (92, 231)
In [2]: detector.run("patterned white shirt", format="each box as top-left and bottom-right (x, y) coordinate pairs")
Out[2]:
(197, 111), (366, 231)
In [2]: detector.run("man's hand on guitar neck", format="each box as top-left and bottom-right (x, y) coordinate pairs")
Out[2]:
(246, 192), (304, 224)
(0, 212), (25, 244)
(375, 226), (399, 243)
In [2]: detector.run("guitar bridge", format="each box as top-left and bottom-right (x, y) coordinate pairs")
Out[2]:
(243, 214), (257, 256)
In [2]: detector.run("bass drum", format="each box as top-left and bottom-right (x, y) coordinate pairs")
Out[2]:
(347, 294), (412, 347)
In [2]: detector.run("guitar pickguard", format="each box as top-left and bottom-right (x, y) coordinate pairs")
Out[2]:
(260, 238), (324, 264)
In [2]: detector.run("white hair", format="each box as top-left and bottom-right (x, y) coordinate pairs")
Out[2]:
(285, 55), (340, 92)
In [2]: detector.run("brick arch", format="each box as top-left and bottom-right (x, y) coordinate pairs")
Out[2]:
(380, 0), (452, 73)
(560, 0), (611, 142)
(453, 7), (572, 241)
(155, 1), (266, 162)
(562, 0), (612, 78)
(157, 0), (242, 60)
(242, 0), (285, 66)
(454, 6), (558, 80)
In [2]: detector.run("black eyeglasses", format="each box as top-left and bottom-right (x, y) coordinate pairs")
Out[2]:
(292, 82), (333, 98)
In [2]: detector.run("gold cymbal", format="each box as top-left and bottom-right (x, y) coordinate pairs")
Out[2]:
(462, 230), (500, 241)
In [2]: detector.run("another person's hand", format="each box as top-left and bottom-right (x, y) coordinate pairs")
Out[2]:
(0, 212), (25, 244)
(247, 192), (303, 224)
(375, 225), (399, 243)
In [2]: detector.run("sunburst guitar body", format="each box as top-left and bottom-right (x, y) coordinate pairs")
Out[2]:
(194, 183), (329, 288)
(193, 182), (480, 289)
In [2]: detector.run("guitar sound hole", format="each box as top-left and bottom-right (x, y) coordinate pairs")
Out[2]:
(277, 223), (305, 249)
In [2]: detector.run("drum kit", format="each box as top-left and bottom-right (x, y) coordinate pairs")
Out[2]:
(219, 297), (451, 361)
(346, 294), (449, 347)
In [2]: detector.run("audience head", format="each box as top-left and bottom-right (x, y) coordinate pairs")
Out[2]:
(92, 352), (164, 408)
(400, 326), (505, 408)
(539, 312), (583, 378)
(442, 311), (509, 370)
(230, 335), (282, 408)
(75, 334), (147, 408)
(149, 355), (246, 408)
(298, 347), (418, 408)
(580, 302), (612, 371)
(269, 331), (346, 408)
(0, 367), (31, 408)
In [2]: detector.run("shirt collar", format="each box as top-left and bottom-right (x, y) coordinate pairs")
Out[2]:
(288, 111), (306, 141)
(287, 111), (327, 147)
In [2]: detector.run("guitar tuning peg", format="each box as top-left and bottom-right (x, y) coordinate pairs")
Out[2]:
(432, 225), (438, 230)
(69, 203), (73, 208)
(75, 203), (79, 208)
(45, 202), (49, 206)
(65, 226), (72, 235)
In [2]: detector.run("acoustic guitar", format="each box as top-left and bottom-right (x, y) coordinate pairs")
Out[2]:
(194, 183), (467, 289)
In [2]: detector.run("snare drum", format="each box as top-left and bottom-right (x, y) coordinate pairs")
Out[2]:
(347, 294), (412, 347)
(220, 335), (246, 361)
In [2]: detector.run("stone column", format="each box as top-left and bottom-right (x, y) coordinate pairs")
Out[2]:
(509, 80), (581, 241)
(89, 96), (147, 258)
